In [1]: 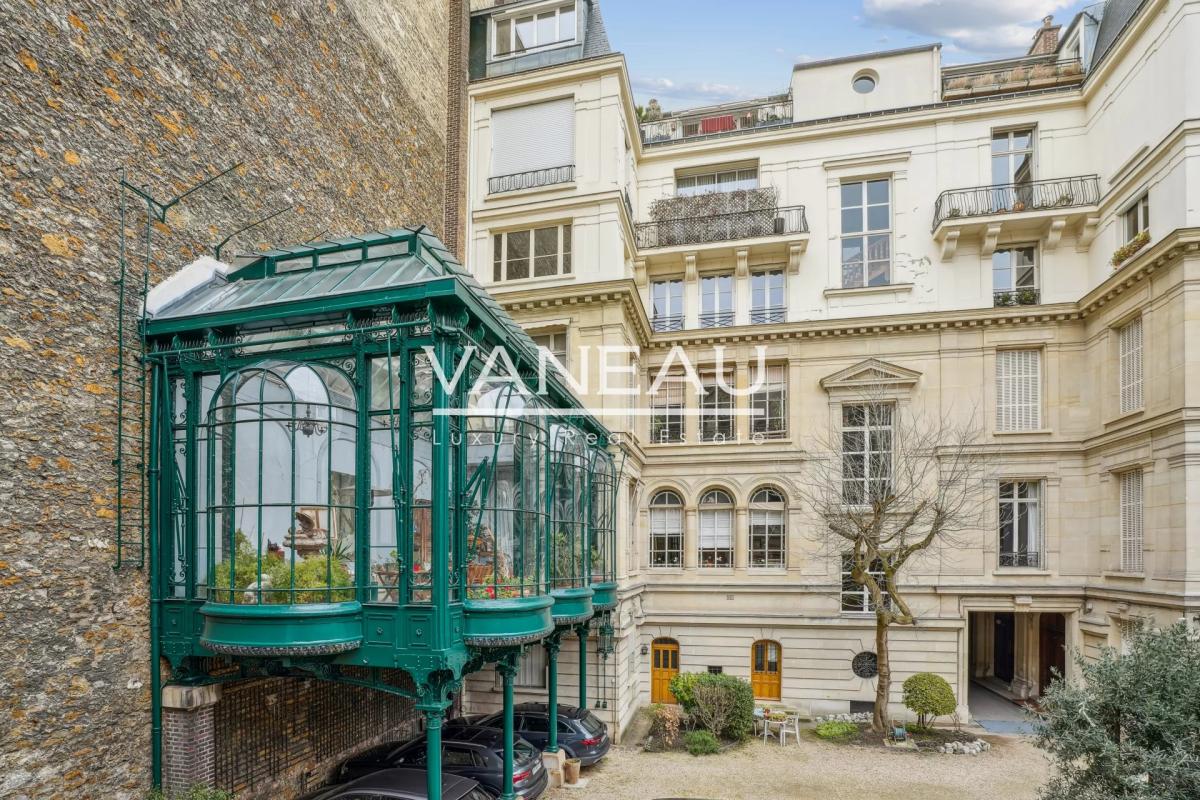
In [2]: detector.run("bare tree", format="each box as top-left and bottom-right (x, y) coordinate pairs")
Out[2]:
(797, 391), (991, 732)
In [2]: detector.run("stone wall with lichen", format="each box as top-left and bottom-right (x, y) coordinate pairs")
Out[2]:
(0, 2), (458, 798)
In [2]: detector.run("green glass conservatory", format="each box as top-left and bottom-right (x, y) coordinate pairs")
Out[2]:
(142, 228), (614, 799)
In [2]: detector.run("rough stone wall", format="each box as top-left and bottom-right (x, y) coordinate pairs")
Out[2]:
(0, 2), (461, 798)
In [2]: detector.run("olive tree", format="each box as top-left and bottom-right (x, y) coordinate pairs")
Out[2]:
(797, 393), (990, 732)
(1035, 622), (1200, 800)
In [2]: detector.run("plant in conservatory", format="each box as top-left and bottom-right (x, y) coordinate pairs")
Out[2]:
(211, 530), (353, 604)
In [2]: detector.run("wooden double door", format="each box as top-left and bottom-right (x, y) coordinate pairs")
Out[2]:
(751, 640), (782, 700)
(650, 639), (679, 703)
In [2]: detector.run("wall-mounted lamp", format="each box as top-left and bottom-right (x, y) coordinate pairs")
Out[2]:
(639, 643), (648, 656)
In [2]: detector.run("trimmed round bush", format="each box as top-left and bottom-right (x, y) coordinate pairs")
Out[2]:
(902, 672), (956, 728)
(683, 729), (720, 756)
(814, 720), (860, 740)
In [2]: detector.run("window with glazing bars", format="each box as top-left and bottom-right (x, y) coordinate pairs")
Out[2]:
(1120, 470), (1143, 573)
(532, 331), (569, 371)
(1123, 193), (1150, 242)
(840, 179), (891, 288)
(699, 274), (734, 328)
(495, 645), (547, 689)
(750, 365), (787, 439)
(651, 279), (684, 332)
(492, 3), (577, 57)
(1119, 317), (1143, 414)
(841, 403), (893, 506)
(676, 167), (758, 197)
(649, 490), (683, 567)
(841, 554), (890, 612)
(649, 373), (685, 444)
(749, 487), (786, 568)
(699, 371), (735, 442)
(995, 349), (1041, 432)
(750, 270), (785, 323)
(698, 489), (733, 567)
(998, 480), (1041, 567)
(493, 224), (572, 281)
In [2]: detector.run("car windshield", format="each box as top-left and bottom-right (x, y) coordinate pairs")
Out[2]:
(579, 713), (605, 736)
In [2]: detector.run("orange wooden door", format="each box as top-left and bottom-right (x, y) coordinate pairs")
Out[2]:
(751, 640), (782, 700)
(651, 640), (679, 703)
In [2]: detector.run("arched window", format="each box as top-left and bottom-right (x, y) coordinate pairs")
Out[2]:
(698, 489), (733, 568)
(207, 361), (357, 605)
(749, 487), (786, 568)
(751, 639), (782, 700)
(649, 490), (683, 568)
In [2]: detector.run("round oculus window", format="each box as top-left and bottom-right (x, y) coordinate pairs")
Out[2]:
(853, 74), (877, 94)
(851, 651), (879, 678)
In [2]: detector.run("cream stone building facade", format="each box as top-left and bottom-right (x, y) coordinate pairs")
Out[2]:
(461, 0), (1200, 735)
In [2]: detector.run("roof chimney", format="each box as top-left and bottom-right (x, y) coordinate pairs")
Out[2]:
(1028, 14), (1061, 56)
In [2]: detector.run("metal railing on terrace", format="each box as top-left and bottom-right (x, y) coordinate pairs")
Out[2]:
(941, 57), (1084, 99)
(640, 96), (793, 145)
(750, 306), (786, 325)
(488, 164), (574, 194)
(651, 314), (685, 333)
(698, 311), (735, 329)
(999, 551), (1042, 569)
(931, 175), (1100, 231)
(636, 204), (808, 250)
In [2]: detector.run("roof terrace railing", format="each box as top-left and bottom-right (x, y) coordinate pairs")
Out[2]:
(941, 57), (1084, 99)
(635, 204), (808, 250)
(640, 96), (793, 145)
(932, 175), (1100, 232)
(488, 164), (574, 194)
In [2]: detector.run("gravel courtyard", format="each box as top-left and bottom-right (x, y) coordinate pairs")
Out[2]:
(546, 735), (1051, 800)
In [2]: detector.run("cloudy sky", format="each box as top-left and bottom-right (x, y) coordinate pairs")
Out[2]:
(603, 0), (1093, 109)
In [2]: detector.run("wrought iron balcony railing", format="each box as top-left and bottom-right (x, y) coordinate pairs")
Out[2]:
(932, 175), (1100, 231)
(640, 96), (792, 145)
(999, 551), (1042, 568)
(942, 57), (1084, 99)
(651, 314), (685, 333)
(488, 164), (574, 194)
(994, 289), (1040, 307)
(750, 306), (786, 325)
(636, 204), (808, 250)
(698, 311), (735, 329)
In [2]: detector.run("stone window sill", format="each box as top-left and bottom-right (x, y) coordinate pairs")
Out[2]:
(824, 282), (914, 299)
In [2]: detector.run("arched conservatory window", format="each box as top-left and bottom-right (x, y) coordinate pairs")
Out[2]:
(464, 383), (548, 600)
(649, 490), (683, 568)
(589, 449), (617, 585)
(749, 487), (786, 569)
(698, 489), (733, 568)
(206, 361), (357, 605)
(550, 423), (589, 589)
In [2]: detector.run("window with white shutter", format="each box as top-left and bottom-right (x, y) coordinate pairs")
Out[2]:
(995, 349), (1042, 432)
(1119, 470), (1144, 573)
(491, 98), (575, 178)
(1119, 318), (1144, 414)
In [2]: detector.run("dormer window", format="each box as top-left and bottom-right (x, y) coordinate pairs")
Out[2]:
(493, 2), (577, 59)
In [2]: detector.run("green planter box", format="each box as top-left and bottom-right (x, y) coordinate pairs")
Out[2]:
(463, 595), (555, 647)
(199, 601), (363, 657)
(550, 586), (595, 626)
(589, 581), (617, 611)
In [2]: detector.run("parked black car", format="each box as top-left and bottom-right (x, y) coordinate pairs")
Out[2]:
(335, 725), (548, 799)
(302, 768), (491, 800)
(475, 703), (610, 766)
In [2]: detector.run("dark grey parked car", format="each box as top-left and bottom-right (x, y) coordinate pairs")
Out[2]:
(302, 768), (490, 800)
(475, 703), (610, 766)
(335, 725), (548, 799)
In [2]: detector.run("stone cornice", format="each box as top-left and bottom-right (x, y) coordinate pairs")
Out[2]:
(494, 277), (652, 346)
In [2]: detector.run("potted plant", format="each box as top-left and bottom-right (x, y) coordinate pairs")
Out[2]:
(1111, 230), (1151, 267)
(1012, 200), (1027, 212)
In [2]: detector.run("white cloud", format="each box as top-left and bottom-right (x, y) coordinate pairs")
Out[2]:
(630, 76), (749, 105)
(863, 0), (1073, 54)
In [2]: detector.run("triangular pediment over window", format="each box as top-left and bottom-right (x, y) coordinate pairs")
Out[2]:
(820, 358), (922, 391)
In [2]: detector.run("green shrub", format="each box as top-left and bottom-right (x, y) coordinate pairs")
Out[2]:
(683, 729), (720, 756)
(148, 786), (233, 800)
(211, 531), (353, 604)
(669, 672), (755, 740)
(902, 672), (957, 728)
(667, 671), (701, 708)
(814, 720), (860, 740)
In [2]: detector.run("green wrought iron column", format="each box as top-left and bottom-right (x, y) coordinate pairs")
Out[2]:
(576, 620), (589, 708)
(418, 699), (449, 800)
(497, 652), (520, 800)
(544, 630), (563, 753)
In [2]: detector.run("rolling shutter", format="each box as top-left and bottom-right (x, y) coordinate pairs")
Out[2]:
(1119, 317), (1143, 414)
(491, 98), (575, 177)
(995, 349), (1042, 432)
(1120, 470), (1144, 573)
